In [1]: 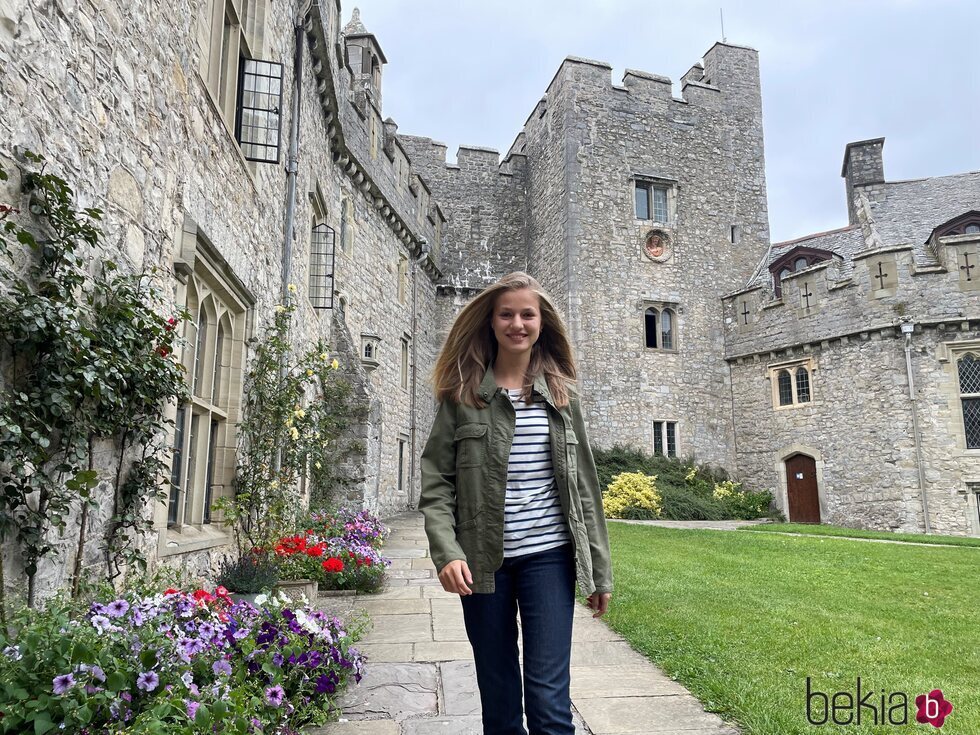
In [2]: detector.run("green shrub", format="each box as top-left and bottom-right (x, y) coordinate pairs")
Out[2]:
(658, 484), (730, 521)
(215, 553), (280, 594)
(593, 444), (774, 521)
(602, 472), (662, 520)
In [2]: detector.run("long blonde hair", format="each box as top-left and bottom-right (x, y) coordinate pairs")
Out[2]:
(430, 272), (577, 408)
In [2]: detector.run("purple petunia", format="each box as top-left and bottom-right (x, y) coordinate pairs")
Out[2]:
(106, 599), (130, 618)
(186, 699), (200, 720)
(52, 673), (75, 695)
(91, 614), (112, 633)
(212, 659), (232, 677)
(136, 671), (160, 692)
(264, 684), (285, 707)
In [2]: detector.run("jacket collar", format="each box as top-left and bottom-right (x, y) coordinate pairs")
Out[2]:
(477, 363), (556, 409)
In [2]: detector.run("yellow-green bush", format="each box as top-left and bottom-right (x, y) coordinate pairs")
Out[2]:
(602, 472), (663, 520)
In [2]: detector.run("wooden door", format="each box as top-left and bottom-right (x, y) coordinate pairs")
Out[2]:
(785, 454), (820, 523)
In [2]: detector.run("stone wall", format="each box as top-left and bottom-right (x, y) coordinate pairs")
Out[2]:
(551, 43), (770, 465)
(0, 0), (445, 600)
(729, 323), (980, 536)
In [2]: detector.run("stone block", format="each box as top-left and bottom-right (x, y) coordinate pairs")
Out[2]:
(336, 663), (439, 721)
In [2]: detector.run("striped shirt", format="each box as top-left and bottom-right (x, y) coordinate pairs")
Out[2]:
(502, 387), (571, 558)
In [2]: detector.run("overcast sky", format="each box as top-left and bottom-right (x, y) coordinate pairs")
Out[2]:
(344, 1), (980, 243)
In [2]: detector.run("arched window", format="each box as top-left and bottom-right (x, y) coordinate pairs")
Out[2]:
(959, 354), (980, 449)
(777, 370), (793, 406)
(794, 257), (809, 271)
(966, 224), (980, 234)
(644, 308), (658, 348)
(795, 367), (811, 403)
(661, 309), (674, 350)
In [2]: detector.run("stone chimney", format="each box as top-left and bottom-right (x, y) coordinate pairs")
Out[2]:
(841, 138), (885, 225)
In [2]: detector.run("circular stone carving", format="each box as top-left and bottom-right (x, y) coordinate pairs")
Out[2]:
(643, 229), (670, 261)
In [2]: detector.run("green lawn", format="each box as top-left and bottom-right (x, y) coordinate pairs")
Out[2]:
(740, 522), (980, 549)
(603, 521), (980, 735)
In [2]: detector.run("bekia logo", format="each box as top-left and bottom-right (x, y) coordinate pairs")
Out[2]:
(916, 690), (953, 729)
(807, 678), (953, 728)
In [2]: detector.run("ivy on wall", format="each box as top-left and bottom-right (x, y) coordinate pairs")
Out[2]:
(0, 153), (188, 610)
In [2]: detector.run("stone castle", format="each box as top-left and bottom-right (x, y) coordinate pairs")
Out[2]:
(0, 0), (977, 592)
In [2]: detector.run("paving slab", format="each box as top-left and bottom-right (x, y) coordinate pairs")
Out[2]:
(354, 598), (431, 615)
(575, 695), (731, 733)
(570, 665), (689, 698)
(360, 613), (432, 644)
(389, 569), (434, 579)
(399, 716), (484, 735)
(356, 643), (414, 663)
(371, 585), (422, 600)
(385, 548), (429, 558)
(413, 641), (474, 662)
(305, 721), (400, 735)
(439, 660), (481, 716)
(335, 663), (438, 721)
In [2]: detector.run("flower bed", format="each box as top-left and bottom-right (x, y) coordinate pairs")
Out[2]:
(0, 587), (364, 734)
(271, 508), (390, 594)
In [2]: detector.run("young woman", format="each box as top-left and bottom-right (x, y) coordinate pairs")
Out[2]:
(419, 271), (613, 735)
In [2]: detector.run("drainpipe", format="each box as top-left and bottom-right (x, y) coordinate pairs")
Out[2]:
(900, 319), (931, 533)
(280, 16), (306, 302)
(274, 7), (309, 480)
(408, 238), (430, 509)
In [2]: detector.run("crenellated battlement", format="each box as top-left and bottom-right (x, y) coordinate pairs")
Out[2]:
(722, 242), (974, 360)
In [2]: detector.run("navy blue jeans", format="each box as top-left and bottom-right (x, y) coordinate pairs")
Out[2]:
(459, 543), (576, 735)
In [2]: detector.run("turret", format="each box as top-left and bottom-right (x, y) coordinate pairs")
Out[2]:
(343, 8), (387, 107)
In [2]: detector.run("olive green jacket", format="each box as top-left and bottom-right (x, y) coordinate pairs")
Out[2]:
(419, 365), (613, 596)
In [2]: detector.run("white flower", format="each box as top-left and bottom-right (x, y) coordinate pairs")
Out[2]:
(287, 283), (297, 294)
(253, 594), (268, 606)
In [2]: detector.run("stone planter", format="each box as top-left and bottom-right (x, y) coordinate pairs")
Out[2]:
(273, 578), (318, 603)
(227, 591), (264, 606)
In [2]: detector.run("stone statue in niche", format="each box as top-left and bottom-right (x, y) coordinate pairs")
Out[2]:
(643, 229), (670, 261)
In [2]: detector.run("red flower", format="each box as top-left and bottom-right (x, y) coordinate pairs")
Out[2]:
(305, 546), (324, 558)
(363, 557), (373, 567)
(156, 346), (170, 358)
(163, 588), (179, 596)
(215, 586), (229, 598)
(192, 589), (214, 602)
(322, 557), (344, 573)
(164, 317), (178, 332)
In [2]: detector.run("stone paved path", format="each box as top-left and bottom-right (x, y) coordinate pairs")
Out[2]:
(310, 512), (740, 735)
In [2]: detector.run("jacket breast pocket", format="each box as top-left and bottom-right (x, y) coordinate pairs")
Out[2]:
(565, 429), (579, 478)
(454, 423), (488, 469)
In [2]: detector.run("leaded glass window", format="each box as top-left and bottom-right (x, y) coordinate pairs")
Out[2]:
(652, 186), (668, 223)
(235, 58), (283, 164)
(167, 242), (248, 530)
(795, 367), (811, 403)
(959, 354), (980, 449)
(665, 422), (677, 457)
(309, 224), (336, 309)
(778, 370), (793, 406)
(653, 421), (663, 456)
(661, 309), (674, 350)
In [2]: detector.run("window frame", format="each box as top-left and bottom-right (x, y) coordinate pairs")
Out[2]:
(634, 179), (674, 224)
(162, 224), (253, 554)
(653, 421), (678, 458)
(957, 352), (980, 450)
(769, 358), (816, 409)
(643, 302), (679, 352)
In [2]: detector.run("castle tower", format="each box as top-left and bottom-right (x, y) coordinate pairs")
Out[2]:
(342, 8), (387, 107)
